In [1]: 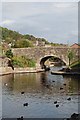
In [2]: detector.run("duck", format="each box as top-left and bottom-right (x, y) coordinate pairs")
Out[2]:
(56, 104), (59, 107)
(54, 101), (57, 104)
(21, 92), (25, 94)
(23, 103), (28, 106)
(67, 97), (71, 101)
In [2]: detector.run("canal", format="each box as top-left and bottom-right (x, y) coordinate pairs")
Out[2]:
(1, 67), (80, 118)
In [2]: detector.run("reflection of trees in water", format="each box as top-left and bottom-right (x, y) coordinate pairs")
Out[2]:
(63, 75), (80, 94)
(13, 73), (37, 92)
(2, 74), (14, 93)
(40, 73), (80, 94)
(40, 72), (54, 90)
(2, 73), (80, 96)
(40, 72), (47, 85)
(3, 73), (38, 94)
(40, 72), (50, 88)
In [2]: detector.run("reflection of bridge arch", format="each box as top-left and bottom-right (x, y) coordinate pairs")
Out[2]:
(40, 55), (66, 69)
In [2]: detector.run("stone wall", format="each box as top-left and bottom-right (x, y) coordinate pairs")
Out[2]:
(0, 57), (9, 67)
(0, 67), (13, 75)
(0, 47), (80, 68)
(12, 47), (80, 67)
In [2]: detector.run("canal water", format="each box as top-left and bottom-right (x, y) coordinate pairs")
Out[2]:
(1, 67), (80, 118)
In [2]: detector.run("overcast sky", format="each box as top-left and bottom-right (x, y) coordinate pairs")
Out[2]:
(0, 1), (79, 45)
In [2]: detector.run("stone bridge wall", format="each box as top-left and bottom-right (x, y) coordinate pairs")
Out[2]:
(12, 47), (80, 67)
(0, 57), (9, 67)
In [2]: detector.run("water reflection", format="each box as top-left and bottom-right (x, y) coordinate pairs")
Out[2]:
(2, 71), (79, 96)
(2, 69), (80, 118)
(63, 75), (80, 95)
(2, 74), (14, 94)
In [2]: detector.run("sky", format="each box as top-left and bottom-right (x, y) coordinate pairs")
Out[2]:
(0, 1), (79, 45)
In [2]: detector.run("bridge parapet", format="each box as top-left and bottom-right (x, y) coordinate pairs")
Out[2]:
(12, 47), (80, 68)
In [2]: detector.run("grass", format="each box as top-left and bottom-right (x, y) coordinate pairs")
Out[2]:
(11, 55), (36, 68)
(70, 60), (80, 69)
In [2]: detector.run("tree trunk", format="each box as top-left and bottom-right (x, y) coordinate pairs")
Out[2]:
(69, 58), (70, 66)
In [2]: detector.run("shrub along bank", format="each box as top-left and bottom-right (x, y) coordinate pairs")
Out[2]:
(5, 49), (36, 68)
(11, 56), (36, 68)
(70, 60), (80, 72)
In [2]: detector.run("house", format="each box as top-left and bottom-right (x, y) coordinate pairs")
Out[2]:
(33, 40), (45, 47)
(70, 43), (80, 48)
(37, 40), (45, 46)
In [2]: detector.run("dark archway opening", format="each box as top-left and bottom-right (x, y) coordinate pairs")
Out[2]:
(40, 56), (66, 69)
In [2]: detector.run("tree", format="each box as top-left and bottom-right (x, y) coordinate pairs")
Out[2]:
(13, 39), (33, 48)
(5, 49), (13, 59)
(68, 50), (74, 66)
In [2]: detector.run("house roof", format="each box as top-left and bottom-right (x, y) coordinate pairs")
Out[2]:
(70, 43), (80, 47)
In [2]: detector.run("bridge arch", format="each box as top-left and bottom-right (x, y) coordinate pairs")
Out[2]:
(40, 55), (66, 69)
(12, 47), (79, 68)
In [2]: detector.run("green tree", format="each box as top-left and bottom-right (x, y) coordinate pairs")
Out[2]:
(5, 49), (13, 59)
(13, 39), (33, 48)
(68, 50), (74, 66)
(5, 37), (13, 43)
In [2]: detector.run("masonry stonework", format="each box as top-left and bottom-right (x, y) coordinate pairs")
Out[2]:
(12, 47), (80, 68)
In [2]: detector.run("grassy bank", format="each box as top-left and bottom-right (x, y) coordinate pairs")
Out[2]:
(11, 56), (36, 68)
(3, 49), (36, 68)
(70, 60), (80, 68)
(70, 60), (80, 72)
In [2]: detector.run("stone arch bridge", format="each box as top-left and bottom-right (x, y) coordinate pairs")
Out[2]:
(12, 47), (79, 68)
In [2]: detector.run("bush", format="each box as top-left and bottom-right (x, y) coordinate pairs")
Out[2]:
(5, 49), (13, 58)
(12, 56), (36, 68)
(70, 60), (80, 68)
(27, 58), (36, 67)
(13, 39), (33, 48)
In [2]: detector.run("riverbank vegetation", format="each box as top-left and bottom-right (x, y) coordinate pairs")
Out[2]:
(5, 49), (36, 68)
(12, 56), (36, 68)
(67, 50), (74, 66)
(70, 60), (80, 71)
